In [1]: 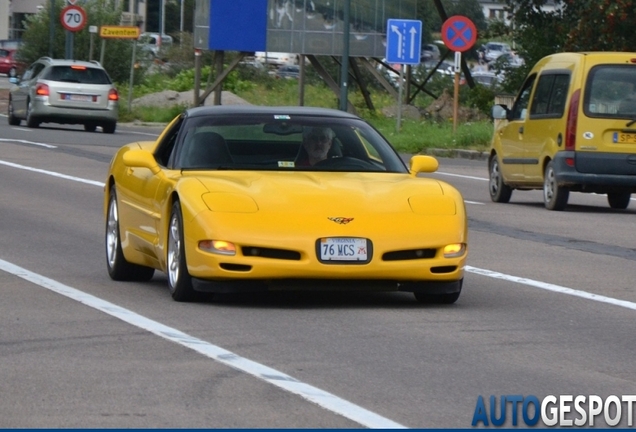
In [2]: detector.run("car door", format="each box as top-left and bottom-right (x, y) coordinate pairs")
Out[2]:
(11, 62), (45, 116)
(117, 117), (184, 264)
(523, 72), (571, 182)
(496, 74), (536, 182)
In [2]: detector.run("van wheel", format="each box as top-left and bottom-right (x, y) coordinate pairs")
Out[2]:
(607, 192), (631, 209)
(543, 161), (569, 210)
(489, 155), (512, 203)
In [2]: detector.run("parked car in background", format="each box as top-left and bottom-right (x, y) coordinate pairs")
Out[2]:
(8, 57), (119, 133)
(420, 43), (441, 62)
(274, 64), (300, 79)
(470, 70), (503, 88)
(0, 48), (25, 77)
(254, 51), (298, 67)
(138, 33), (173, 59)
(484, 42), (512, 63)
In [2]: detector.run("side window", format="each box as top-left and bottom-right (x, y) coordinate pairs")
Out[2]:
(548, 75), (570, 116)
(529, 73), (570, 118)
(511, 75), (536, 121)
(155, 116), (184, 167)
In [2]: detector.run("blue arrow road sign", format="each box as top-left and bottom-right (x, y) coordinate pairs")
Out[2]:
(386, 19), (422, 65)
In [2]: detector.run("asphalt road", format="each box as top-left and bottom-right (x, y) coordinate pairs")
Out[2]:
(1, 118), (636, 428)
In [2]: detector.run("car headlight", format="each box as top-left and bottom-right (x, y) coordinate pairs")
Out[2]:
(199, 240), (236, 255)
(443, 243), (466, 258)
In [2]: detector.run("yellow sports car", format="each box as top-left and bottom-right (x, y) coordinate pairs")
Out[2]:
(104, 106), (467, 303)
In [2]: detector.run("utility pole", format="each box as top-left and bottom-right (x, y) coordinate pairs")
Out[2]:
(338, 0), (350, 112)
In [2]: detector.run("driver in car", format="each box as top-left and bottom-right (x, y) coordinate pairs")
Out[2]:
(296, 126), (335, 166)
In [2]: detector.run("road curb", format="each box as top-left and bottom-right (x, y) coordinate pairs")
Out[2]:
(423, 148), (489, 161)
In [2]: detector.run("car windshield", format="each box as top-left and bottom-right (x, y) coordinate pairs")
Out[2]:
(0, 49), (10, 57)
(173, 114), (409, 173)
(44, 65), (112, 84)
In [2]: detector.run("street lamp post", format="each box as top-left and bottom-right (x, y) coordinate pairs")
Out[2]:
(338, 0), (351, 112)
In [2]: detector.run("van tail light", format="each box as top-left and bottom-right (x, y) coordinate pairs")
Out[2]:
(108, 88), (119, 101)
(35, 83), (49, 96)
(565, 89), (580, 151)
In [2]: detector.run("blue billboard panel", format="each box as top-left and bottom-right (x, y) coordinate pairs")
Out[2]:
(208, 0), (268, 51)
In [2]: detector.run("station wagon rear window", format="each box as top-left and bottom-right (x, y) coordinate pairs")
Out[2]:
(44, 66), (112, 85)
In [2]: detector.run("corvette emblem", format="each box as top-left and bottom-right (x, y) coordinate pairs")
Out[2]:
(328, 217), (354, 225)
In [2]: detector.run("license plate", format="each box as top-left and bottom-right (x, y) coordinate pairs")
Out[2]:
(319, 237), (368, 261)
(63, 94), (94, 102)
(613, 132), (636, 144)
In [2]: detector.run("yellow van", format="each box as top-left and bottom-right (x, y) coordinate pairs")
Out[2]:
(489, 52), (636, 210)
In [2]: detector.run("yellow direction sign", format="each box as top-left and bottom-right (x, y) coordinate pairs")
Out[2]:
(99, 26), (140, 39)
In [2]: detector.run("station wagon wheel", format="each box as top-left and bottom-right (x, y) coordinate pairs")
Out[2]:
(543, 160), (569, 211)
(607, 192), (631, 209)
(84, 123), (97, 132)
(489, 155), (512, 203)
(102, 122), (116, 134)
(105, 186), (155, 281)
(26, 99), (39, 128)
(7, 98), (20, 126)
(167, 200), (197, 302)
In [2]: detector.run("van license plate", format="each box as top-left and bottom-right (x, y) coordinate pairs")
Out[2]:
(319, 237), (368, 261)
(613, 132), (636, 144)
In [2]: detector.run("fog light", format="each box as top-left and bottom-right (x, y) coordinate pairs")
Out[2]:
(443, 243), (466, 258)
(199, 240), (236, 255)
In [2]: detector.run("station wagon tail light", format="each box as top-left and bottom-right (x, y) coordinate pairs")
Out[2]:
(199, 240), (236, 255)
(443, 243), (466, 258)
(108, 88), (119, 101)
(565, 89), (580, 151)
(35, 83), (49, 96)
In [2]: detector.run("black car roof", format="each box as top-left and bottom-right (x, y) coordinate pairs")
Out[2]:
(185, 105), (361, 120)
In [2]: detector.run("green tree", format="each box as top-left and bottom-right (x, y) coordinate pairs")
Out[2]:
(18, 0), (135, 83)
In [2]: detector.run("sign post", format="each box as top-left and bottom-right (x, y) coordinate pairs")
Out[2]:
(98, 26), (141, 111)
(441, 15), (477, 133)
(386, 18), (422, 132)
(60, 3), (87, 59)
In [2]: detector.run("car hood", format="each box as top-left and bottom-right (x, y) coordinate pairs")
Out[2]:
(185, 170), (455, 216)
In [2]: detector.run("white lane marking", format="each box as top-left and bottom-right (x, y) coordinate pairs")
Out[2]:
(0, 258), (406, 429)
(124, 130), (160, 137)
(0, 160), (104, 187)
(0, 138), (57, 148)
(437, 171), (488, 181)
(466, 266), (636, 311)
(464, 200), (484, 205)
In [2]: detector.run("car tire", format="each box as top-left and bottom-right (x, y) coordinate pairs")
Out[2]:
(9, 66), (16, 77)
(489, 155), (512, 203)
(607, 192), (631, 209)
(26, 99), (40, 128)
(167, 200), (198, 302)
(102, 122), (116, 134)
(84, 123), (97, 132)
(413, 280), (462, 304)
(7, 98), (20, 126)
(543, 160), (569, 211)
(105, 186), (155, 281)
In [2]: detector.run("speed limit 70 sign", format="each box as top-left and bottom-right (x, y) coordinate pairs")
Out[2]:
(60, 5), (87, 32)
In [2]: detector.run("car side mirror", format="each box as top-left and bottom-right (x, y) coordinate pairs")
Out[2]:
(9, 76), (19, 84)
(123, 149), (161, 174)
(491, 104), (508, 120)
(409, 155), (439, 176)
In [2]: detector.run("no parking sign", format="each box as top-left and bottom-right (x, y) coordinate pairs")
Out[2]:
(441, 15), (477, 52)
